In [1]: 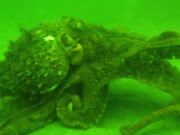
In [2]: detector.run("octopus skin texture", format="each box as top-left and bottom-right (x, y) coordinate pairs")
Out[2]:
(0, 16), (180, 135)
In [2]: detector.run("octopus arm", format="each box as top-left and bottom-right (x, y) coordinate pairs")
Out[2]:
(56, 64), (110, 129)
(0, 96), (56, 135)
(121, 54), (180, 135)
(125, 53), (180, 98)
(120, 103), (180, 135)
(141, 31), (180, 59)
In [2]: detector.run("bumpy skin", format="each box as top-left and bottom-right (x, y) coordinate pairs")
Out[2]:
(0, 16), (180, 135)
(0, 22), (70, 97)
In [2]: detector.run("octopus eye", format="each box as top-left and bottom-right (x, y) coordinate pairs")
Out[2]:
(76, 22), (82, 29)
(69, 18), (84, 31)
(60, 33), (84, 65)
(61, 33), (76, 48)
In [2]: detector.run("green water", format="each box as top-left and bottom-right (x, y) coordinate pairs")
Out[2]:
(0, 0), (180, 135)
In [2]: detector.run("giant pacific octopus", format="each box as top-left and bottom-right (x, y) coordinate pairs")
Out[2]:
(0, 16), (180, 135)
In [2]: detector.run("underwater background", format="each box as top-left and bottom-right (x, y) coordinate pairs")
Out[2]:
(0, 0), (180, 134)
